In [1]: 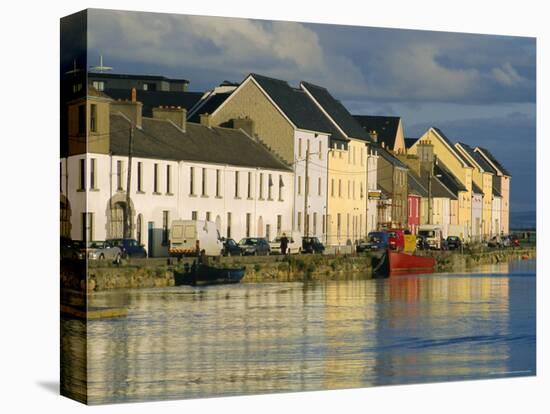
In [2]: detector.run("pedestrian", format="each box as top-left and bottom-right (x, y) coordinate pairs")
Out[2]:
(280, 233), (289, 255)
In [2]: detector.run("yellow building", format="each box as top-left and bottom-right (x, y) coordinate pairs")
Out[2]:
(300, 81), (374, 246)
(455, 142), (495, 239)
(408, 127), (473, 238)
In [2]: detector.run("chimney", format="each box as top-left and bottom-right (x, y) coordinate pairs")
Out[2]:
(368, 130), (378, 142)
(417, 140), (434, 177)
(152, 106), (187, 132)
(110, 88), (143, 128)
(200, 113), (212, 127)
(233, 117), (255, 136)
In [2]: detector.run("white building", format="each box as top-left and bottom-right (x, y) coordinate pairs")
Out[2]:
(61, 91), (294, 256)
(471, 186), (483, 242)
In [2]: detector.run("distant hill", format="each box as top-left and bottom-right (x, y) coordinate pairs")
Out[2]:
(510, 211), (536, 230)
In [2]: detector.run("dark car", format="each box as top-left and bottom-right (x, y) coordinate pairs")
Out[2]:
(416, 235), (430, 250)
(60, 237), (85, 260)
(302, 236), (325, 254)
(364, 231), (390, 251)
(446, 236), (462, 250)
(238, 237), (270, 256)
(221, 238), (242, 256)
(106, 238), (147, 258)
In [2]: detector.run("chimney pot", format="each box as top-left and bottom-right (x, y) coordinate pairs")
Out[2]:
(200, 113), (212, 128)
(131, 87), (137, 103)
(152, 106), (187, 132)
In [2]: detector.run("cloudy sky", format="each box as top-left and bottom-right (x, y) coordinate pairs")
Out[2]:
(86, 9), (536, 214)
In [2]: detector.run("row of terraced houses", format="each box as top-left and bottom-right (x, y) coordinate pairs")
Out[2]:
(60, 71), (510, 256)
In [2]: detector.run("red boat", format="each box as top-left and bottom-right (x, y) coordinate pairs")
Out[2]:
(374, 249), (436, 276)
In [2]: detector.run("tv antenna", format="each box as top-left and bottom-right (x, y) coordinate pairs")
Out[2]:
(89, 55), (113, 73)
(65, 59), (81, 76)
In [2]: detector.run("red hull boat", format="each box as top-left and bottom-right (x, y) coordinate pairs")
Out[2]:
(375, 249), (436, 276)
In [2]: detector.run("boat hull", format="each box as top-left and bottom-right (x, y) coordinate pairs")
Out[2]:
(375, 250), (436, 276)
(174, 264), (246, 286)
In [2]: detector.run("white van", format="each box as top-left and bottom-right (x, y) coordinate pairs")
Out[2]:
(269, 230), (302, 254)
(169, 220), (223, 257)
(418, 225), (443, 250)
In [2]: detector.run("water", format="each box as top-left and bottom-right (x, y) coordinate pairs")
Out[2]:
(61, 259), (536, 404)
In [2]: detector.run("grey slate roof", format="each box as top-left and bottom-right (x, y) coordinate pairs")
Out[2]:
(434, 160), (468, 196)
(105, 89), (203, 117)
(188, 92), (232, 123)
(300, 81), (371, 141)
(408, 171), (429, 197)
(250, 74), (347, 143)
(492, 175), (502, 197)
(377, 146), (408, 169)
(109, 114), (291, 171)
(404, 138), (418, 149)
(472, 182), (484, 195)
(432, 127), (474, 168)
(353, 115), (400, 150)
(457, 142), (497, 173)
(475, 146), (511, 176)
(90, 72), (189, 84)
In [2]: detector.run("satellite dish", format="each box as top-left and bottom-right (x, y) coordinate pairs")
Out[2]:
(89, 55), (113, 73)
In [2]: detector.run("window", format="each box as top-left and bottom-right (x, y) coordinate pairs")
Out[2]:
(298, 138), (302, 157)
(347, 214), (350, 239)
(78, 104), (85, 135)
(206, 211), (211, 222)
(136, 214), (143, 245)
(297, 212), (302, 232)
(278, 175), (283, 201)
(162, 211), (169, 246)
(82, 212), (93, 242)
(338, 179), (342, 198)
(318, 177), (322, 196)
(116, 160), (123, 191)
(313, 213), (317, 235)
(347, 180), (351, 199)
(259, 173), (264, 199)
(246, 213), (251, 237)
(331, 179), (335, 197)
(92, 81), (104, 91)
(227, 212), (232, 238)
(298, 176), (302, 195)
(216, 169), (221, 197)
(201, 167), (207, 196)
(247, 172), (252, 198)
(191, 211), (198, 220)
(190, 167), (195, 195)
(137, 162), (143, 192)
(79, 158), (86, 190)
(235, 171), (240, 198)
(90, 104), (97, 133)
(322, 214), (326, 235)
(268, 174), (273, 200)
(277, 215), (282, 234)
(90, 158), (96, 189)
(166, 165), (171, 194)
(319, 142), (323, 160)
(153, 163), (159, 193)
(337, 214), (341, 238)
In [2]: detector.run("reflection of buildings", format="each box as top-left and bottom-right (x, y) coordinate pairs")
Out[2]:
(322, 280), (379, 389)
(373, 274), (511, 385)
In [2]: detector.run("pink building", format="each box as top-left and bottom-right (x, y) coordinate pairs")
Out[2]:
(408, 194), (421, 235)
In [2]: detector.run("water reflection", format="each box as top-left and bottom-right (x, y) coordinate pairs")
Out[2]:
(62, 259), (536, 404)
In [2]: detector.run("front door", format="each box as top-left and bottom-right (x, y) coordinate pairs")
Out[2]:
(148, 221), (154, 257)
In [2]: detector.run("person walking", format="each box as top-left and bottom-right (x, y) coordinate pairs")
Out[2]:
(280, 233), (289, 255)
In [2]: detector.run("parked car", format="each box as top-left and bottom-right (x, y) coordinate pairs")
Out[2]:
(364, 231), (390, 251)
(355, 238), (370, 253)
(302, 236), (325, 254)
(418, 225), (444, 249)
(238, 237), (270, 256)
(416, 235), (430, 250)
(221, 238), (242, 256)
(269, 231), (302, 254)
(87, 241), (123, 261)
(169, 220), (223, 257)
(60, 237), (85, 260)
(106, 238), (147, 258)
(488, 235), (510, 248)
(446, 236), (462, 250)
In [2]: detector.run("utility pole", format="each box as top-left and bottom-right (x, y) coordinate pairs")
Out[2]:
(428, 166), (432, 225)
(303, 144), (310, 237)
(124, 123), (134, 239)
